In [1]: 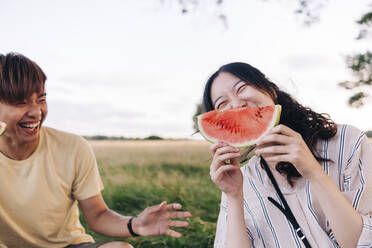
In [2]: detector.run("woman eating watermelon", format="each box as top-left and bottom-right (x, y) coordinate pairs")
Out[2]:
(201, 62), (372, 248)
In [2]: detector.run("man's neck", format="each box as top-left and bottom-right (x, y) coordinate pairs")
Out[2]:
(0, 136), (40, 161)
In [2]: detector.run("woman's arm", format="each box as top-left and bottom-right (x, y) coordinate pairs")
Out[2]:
(307, 166), (362, 247)
(255, 124), (363, 248)
(226, 191), (252, 248)
(210, 142), (252, 248)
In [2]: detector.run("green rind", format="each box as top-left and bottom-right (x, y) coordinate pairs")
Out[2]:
(197, 105), (282, 148)
(0, 121), (7, 136)
(197, 114), (216, 144)
(274, 105), (282, 126)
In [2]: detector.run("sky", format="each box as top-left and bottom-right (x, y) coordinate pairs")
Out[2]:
(0, 0), (371, 138)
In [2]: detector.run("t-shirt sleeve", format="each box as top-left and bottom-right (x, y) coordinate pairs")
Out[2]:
(71, 137), (104, 200)
(340, 129), (372, 246)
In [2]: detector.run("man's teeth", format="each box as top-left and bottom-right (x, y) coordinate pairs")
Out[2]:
(20, 123), (40, 129)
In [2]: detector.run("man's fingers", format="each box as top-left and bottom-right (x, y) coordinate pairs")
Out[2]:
(166, 229), (182, 238)
(170, 211), (191, 219)
(146, 201), (167, 213)
(169, 220), (189, 227)
(166, 203), (182, 211)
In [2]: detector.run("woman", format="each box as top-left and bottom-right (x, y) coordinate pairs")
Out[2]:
(203, 62), (372, 248)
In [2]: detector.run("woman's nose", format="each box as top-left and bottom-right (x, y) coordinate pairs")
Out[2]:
(231, 97), (247, 108)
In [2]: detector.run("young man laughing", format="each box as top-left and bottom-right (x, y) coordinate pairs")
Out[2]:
(0, 53), (191, 248)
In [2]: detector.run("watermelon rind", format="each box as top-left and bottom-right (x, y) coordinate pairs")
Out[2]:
(0, 121), (6, 136)
(197, 105), (282, 148)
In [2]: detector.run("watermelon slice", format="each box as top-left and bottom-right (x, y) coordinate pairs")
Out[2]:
(197, 105), (281, 148)
(0, 121), (6, 136)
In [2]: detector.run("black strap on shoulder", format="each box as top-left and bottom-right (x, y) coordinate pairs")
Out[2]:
(260, 156), (312, 248)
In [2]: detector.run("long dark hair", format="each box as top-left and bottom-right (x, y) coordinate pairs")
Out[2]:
(203, 62), (337, 185)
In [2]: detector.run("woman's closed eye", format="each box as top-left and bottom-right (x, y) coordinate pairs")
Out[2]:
(236, 84), (247, 95)
(236, 87), (256, 104)
(216, 100), (228, 110)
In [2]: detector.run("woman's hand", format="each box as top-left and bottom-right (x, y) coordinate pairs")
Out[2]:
(133, 201), (191, 238)
(209, 142), (243, 197)
(255, 124), (322, 180)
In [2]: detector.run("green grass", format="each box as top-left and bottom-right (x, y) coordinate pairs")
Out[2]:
(80, 140), (220, 248)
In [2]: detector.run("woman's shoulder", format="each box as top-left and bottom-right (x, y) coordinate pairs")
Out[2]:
(337, 123), (364, 137)
(325, 123), (370, 161)
(326, 123), (365, 144)
(313, 124), (366, 162)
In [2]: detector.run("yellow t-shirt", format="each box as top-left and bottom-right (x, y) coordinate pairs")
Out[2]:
(0, 127), (104, 248)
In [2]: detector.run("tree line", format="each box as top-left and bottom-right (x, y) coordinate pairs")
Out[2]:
(84, 135), (164, 140)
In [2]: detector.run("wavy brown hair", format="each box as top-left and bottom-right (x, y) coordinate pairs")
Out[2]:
(203, 62), (337, 185)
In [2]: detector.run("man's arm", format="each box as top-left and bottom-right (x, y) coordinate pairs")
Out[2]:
(79, 194), (131, 237)
(78, 193), (191, 238)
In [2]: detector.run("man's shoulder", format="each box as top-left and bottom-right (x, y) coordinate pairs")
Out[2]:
(41, 126), (90, 150)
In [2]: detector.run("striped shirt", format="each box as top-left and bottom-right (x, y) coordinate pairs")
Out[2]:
(214, 124), (372, 248)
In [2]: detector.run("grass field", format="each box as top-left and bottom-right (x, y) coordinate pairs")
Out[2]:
(83, 138), (372, 248)
(83, 140), (219, 248)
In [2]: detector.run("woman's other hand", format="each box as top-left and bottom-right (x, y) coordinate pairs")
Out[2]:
(255, 124), (322, 180)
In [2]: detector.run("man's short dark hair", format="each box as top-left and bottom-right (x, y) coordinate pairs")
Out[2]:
(0, 52), (47, 104)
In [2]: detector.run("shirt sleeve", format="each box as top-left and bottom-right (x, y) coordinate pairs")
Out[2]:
(340, 128), (372, 246)
(72, 137), (104, 200)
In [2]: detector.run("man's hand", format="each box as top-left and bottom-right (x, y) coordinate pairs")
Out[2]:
(133, 201), (191, 238)
(79, 194), (191, 238)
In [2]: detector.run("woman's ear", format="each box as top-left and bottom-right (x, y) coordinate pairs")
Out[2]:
(273, 90), (278, 103)
(268, 87), (278, 103)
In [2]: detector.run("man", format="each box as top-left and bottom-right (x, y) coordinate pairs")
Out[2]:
(0, 53), (191, 248)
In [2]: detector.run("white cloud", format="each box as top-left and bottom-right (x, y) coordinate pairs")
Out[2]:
(2, 0), (371, 138)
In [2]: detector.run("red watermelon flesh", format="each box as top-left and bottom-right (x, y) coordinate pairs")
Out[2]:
(197, 105), (281, 147)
